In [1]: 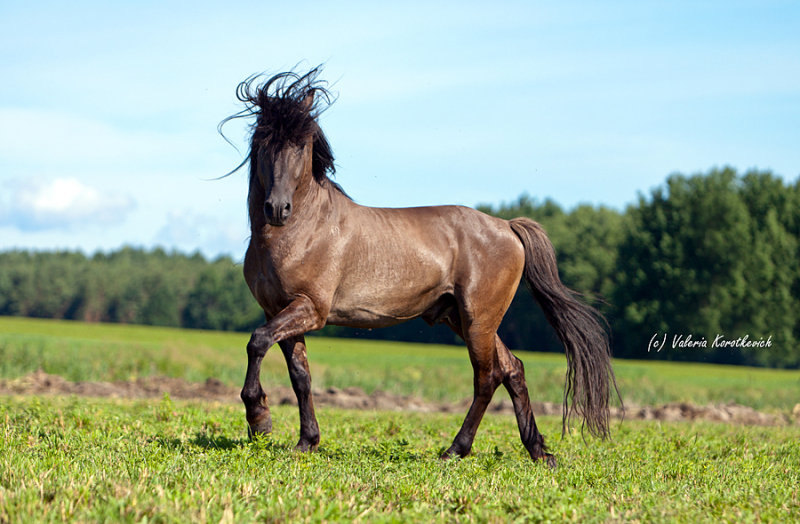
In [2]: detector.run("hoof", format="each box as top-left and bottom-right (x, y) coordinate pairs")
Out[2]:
(247, 415), (273, 440)
(294, 439), (319, 453)
(536, 453), (556, 469)
(440, 445), (470, 460)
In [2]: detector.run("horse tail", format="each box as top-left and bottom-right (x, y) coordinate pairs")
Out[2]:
(508, 217), (620, 439)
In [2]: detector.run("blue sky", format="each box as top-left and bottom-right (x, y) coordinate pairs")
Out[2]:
(1, 1), (798, 259)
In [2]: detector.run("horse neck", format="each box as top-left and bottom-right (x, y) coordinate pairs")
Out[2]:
(298, 175), (347, 222)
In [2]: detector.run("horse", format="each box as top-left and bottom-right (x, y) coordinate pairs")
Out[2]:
(221, 67), (619, 466)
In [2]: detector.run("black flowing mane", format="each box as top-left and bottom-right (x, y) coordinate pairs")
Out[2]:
(219, 66), (337, 185)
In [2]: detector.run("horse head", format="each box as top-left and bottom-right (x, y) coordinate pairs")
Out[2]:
(220, 67), (337, 228)
(255, 94), (315, 226)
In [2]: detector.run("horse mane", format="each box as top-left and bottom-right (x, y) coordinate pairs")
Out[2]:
(219, 66), (338, 188)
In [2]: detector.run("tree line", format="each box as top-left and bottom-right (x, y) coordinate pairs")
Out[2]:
(0, 248), (264, 333)
(1, 167), (798, 368)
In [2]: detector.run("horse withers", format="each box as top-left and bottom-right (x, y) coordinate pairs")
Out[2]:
(221, 68), (620, 466)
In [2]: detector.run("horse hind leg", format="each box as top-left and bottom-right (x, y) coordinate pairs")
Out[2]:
(496, 335), (556, 467)
(442, 327), (503, 459)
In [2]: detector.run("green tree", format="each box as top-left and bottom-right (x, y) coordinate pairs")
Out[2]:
(614, 167), (799, 367)
(0, 251), (36, 316)
(183, 261), (262, 332)
(736, 171), (799, 367)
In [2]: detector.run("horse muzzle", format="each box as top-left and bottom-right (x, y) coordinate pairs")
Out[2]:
(264, 200), (292, 226)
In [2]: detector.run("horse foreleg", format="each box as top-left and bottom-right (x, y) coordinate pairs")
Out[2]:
(242, 325), (273, 438)
(241, 296), (325, 440)
(279, 336), (320, 451)
(496, 335), (555, 467)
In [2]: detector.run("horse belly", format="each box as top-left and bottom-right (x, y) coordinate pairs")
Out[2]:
(327, 293), (444, 328)
(327, 254), (451, 329)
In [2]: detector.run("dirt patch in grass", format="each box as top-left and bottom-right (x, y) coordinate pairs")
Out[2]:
(2, 369), (796, 426)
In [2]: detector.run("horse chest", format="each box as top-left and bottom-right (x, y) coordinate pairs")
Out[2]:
(248, 236), (339, 313)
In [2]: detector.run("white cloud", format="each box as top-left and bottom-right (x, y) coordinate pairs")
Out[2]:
(0, 177), (135, 231)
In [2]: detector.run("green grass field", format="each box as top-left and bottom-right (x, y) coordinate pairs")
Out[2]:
(2, 396), (798, 522)
(1, 316), (799, 522)
(1, 316), (799, 411)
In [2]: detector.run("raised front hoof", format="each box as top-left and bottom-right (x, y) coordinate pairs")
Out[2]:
(246, 416), (273, 440)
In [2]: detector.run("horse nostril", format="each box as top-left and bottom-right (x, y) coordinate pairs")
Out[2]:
(264, 201), (291, 225)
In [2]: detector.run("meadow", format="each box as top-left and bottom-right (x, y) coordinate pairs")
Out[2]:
(1, 316), (799, 522)
(2, 316), (799, 411)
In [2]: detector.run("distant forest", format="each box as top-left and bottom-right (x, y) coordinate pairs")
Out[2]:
(1, 167), (798, 368)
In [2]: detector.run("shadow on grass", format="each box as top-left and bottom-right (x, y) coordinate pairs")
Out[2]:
(151, 431), (305, 453)
(190, 433), (248, 450)
(344, 438), (426, 463)
(149, 433), (248, 451)
(151, 431), (437, 460)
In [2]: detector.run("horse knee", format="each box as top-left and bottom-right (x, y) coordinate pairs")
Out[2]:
(247, 328), (273, 357)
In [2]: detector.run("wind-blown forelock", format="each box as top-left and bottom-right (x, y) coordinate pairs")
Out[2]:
(220, 67), (336, 184)
(218, 66), (336, 183)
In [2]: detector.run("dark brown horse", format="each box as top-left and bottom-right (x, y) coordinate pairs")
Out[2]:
(222, 67), (619, 466)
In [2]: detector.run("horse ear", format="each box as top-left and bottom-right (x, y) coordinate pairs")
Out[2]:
(302, 90), (315, 112)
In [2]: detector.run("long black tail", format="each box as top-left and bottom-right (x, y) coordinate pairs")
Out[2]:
(509, 217), (621, 439)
